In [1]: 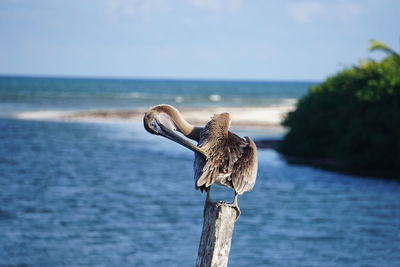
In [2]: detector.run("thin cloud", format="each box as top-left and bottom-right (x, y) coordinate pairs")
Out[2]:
(106, 0), (242, 19)
(336, 3), (364, 21)
(106, 0), (166, 19)
(190, 0), (242, 13)
(287, 1), (365, 23)
(287, 2), (324, 23)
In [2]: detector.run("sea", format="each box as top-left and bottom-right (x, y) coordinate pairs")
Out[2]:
(0, 76), (399, 267)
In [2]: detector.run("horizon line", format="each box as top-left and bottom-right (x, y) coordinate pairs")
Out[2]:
(0, 73), (321, 84)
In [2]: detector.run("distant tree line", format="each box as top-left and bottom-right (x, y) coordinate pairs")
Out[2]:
(279, 40), (400, 177)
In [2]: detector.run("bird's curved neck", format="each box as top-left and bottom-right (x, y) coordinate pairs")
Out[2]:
(157, 105), (202, 141)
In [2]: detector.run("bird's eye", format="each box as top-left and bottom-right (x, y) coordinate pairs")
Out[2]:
(151, 120), (161, 133)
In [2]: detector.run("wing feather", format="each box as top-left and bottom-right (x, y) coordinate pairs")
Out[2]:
(231, 137), (258, 194)
(194, 115), (257, 194)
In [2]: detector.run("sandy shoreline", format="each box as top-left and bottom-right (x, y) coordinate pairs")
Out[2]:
(14, 105), (295, 128)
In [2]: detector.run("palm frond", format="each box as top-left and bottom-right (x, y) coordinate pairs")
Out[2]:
(369, 39), (400, 58)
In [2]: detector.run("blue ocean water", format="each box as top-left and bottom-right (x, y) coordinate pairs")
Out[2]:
(1, 77), (399, 266)
(0, 76), (313, 117)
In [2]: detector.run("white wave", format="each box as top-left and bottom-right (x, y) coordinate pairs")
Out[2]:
(13, 110), (72, 120)
(279, 98), (298, 105)
(209, 94), (221, 102)
(129, 92), (142, 98)
(174, 96), (184, 103)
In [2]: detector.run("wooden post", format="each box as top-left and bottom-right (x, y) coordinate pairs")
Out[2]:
(196, 201), (238, 267)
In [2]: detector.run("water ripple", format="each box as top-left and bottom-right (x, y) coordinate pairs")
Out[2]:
(0, 119), (399, 266)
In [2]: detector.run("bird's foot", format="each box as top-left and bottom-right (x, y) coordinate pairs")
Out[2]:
(227, 203), (241, 221)
(216, 201), (241, 221)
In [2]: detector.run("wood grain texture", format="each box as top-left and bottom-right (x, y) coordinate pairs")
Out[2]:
(196, 201), (238, 267)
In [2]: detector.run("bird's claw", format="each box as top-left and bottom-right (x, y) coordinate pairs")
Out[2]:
(228, 204), (241, 221)
(216, 201), (241, 221)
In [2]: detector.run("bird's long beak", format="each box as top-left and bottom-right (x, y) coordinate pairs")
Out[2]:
(158, 122), (208, 157)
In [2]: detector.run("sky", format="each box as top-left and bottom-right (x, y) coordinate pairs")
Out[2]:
(0, 0), (399, 81)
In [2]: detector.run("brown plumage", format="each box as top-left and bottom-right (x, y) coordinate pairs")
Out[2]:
(194, 113), (258, 212)
(143, 104), (258, 216)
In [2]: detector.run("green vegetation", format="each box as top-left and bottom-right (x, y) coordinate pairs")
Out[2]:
(279, 40), (400, 177)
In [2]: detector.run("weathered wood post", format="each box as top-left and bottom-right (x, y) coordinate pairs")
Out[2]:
(196, 200), (239, 267)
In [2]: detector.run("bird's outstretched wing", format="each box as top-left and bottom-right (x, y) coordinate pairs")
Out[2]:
(231, 137), (258, 194)
(195, 130), (248, 191)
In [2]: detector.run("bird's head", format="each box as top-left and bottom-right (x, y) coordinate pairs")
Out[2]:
(143, 105), (208, 157)
(143, 108), (164, 135)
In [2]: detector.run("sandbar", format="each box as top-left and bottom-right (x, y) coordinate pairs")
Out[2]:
(14, 105), (295, 129)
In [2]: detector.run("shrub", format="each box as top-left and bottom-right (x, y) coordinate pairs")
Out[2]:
(279, 41), (400, 175)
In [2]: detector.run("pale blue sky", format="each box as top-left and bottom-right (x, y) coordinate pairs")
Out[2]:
(0, 0), (399, 80)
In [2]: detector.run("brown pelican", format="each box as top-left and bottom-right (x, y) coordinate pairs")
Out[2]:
(143, 104), (258, 217)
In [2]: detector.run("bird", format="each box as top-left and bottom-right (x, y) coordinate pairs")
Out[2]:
(143, 104), (258, 218)
(143, 104), (207, 155)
